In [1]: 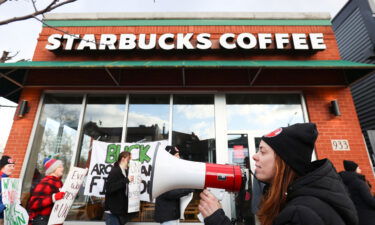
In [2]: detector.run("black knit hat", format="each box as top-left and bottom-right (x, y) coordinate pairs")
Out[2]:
(261, 123), (318, 175)
(165, 146), (179, 156)
(343, 160), (358, 172)
(0, 155), (15, 170)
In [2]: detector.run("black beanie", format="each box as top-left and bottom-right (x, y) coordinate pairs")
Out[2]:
(261, 123), (318, 175)
(0, 155), (15, 170)
(343, 160), (358, 172)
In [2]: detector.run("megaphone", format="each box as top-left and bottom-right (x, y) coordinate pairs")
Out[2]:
(150, 143), (243, 201)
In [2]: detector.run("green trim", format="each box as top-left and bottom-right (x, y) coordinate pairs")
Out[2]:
(0, 60), (373, 69)
(43, 19), (332, 27)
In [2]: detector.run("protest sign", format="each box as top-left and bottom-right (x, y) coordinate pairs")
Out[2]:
(128, 160), (141, 213)
(84, 140), (167, 202)
(48, 167), (88, 225)
(1, 178), (28, 225)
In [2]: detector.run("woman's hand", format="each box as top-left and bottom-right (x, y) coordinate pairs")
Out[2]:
(128, 175), (134, 182)
(198, 189), (222, 218)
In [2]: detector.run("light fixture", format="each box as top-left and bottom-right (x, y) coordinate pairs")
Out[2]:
(329, 99), (341, 116)
(18, 100), (29, 118)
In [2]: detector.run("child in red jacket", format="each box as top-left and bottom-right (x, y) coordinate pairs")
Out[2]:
(27, 158), (65, 225)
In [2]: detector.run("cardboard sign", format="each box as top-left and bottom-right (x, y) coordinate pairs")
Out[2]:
(128, 160), (141, 213)
(48, 167), (88, 225)
(84, 140), (167, 202)
(1, 178), (29, 225)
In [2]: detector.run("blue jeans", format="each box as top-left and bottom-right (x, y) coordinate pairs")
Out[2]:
(105, 213), (121, 225)
(161, 220), (179, 225)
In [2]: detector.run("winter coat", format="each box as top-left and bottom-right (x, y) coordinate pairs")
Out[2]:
(204, 159), (358, 225)
(339, 171), (375, 225)
(154, 189), (192, 223)
(0, 172), (8, 219)
(104, 164), (130, 216)
(27, 175), (63, 222)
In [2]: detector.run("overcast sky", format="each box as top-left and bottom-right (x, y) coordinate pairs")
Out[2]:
(0, 0), (349, 151)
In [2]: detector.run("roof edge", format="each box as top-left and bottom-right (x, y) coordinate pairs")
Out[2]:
(44, 12), (331, 20)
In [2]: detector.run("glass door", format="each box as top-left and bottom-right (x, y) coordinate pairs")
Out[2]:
(227, 131), (264, 225)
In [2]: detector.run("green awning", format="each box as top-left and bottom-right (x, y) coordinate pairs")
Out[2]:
(0, 60), (374, 69)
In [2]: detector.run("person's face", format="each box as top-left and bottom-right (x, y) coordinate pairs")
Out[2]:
(54, 165), (64, 178)
(1, 164), (15, 176)
(174, 152), (180, 158)
(122, 155), (131, 164)
(252, 140), (276, 183)
(356, 166), (362, 174)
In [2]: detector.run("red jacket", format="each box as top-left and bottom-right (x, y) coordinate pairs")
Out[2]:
(27, 175), (63, 222)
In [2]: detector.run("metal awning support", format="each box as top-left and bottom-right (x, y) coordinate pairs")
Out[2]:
(0, 68), (23, 87)
(104, 67), (119, 86)
(250, 67), (262, 86)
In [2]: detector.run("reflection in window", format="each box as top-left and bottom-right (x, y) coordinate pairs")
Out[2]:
(172, 94), (216, 222)
(226, 94), (304, 131)
(126, 94), (170, 222)
(126, 94), (169, 143)
(21, 94), (83, 208)
(67, 95), (126, 221)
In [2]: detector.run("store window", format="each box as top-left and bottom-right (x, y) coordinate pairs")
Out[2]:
(226, 93), (304, 131)
(21, 94), (83, 207)
(126, 94), (170, 222)
(172, 94), (216, 222)
(67, 95), (126, 221)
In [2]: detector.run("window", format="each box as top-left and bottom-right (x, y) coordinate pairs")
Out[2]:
(21, 94), (83, 207)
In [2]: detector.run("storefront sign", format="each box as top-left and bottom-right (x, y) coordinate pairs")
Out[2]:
(83, 140), (167, 202)
(48, 167), (88, 225)
(1, 178), (29, 225)
(46, 32), (326, 51)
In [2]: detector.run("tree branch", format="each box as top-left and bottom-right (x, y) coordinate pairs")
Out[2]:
(0, 0), (77, 26)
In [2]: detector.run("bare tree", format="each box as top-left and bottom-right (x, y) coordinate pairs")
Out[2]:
(0, 0), (77, 26)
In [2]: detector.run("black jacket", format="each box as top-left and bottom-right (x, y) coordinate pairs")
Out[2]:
(104, 165), (130, 216)
(154, 189), (192, 223)
(204, 159), (358, 225)
(339, 171), (375, 225)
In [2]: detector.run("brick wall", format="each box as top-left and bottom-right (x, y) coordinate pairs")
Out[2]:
(3, 88), (43, 177)
(304, 87), (375, 189)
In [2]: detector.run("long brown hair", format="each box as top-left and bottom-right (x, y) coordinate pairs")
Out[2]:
(257, 154), (298, 225)
(114, 151), (131, 167)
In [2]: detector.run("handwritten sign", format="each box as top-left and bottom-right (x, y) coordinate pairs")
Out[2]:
(84, 140), (166, 202)
(48, 167), (88, 225)
(1, 178), (29, 225)
(128, 160), (141, 213)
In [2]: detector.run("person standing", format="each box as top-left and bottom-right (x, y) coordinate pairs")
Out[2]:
(104, 151), (134, 225)
(199, 123), (358, 225)
(339, 160), (375, 225)
(27, 157), (65, 225)
(154, 146), (193, 225)
(0, 155), (15, 225)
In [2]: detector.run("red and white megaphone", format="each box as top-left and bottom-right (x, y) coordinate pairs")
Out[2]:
(149, 143), (243, 201)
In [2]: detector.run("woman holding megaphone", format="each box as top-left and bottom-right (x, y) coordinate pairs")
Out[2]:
(199, 123), (359, 225)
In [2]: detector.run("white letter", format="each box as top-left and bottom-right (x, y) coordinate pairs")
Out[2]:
(77, 34), (97, 50)
(309, 33), (326, 50)
(292, 33), (309, 50)
(119, 34), (136, 50)
(258, 33), (273, 49)
(159, 33), (175, 50)
(237, 33), (257, 49)
(176, 33), (194, 49)
(46, 34), (62, 50)
(275, 33), (290, 49)
(138, 34), (157, 50)
(219, 33), (236, 49)
(63, 34), (80, 50)
(99, 34), (117, 50)
(196, 33), (212, 49)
